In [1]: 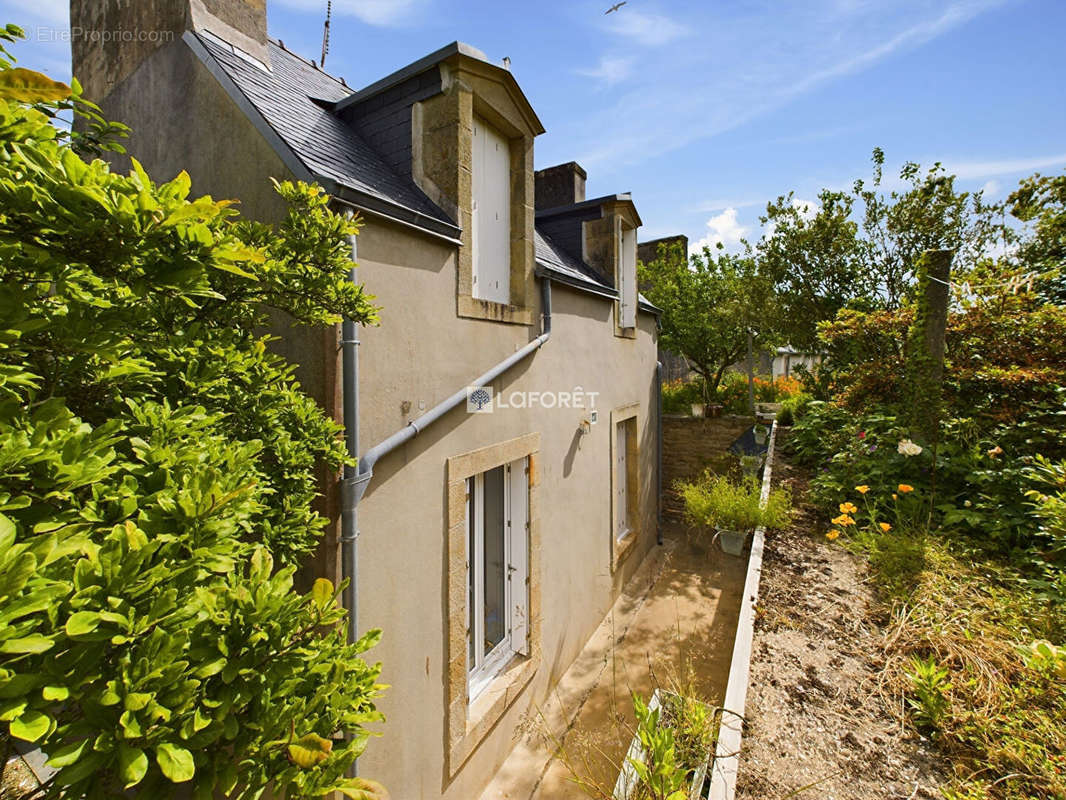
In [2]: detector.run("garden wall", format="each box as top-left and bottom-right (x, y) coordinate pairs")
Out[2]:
(662, 414), (754, 520)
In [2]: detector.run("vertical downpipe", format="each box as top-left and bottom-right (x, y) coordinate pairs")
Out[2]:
(656, 360), (663, 545)
(340, 215), (360, 775)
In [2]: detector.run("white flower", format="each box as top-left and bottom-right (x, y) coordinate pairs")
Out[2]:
(897, 439), (923, 457)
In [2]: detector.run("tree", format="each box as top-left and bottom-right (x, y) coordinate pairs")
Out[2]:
(1009, 171), (1066, 305)
(639, 240), (778, 402)
(854, 148), (1013, 309)
(756, 188), (867, 352)
(0, 26), (386, 799)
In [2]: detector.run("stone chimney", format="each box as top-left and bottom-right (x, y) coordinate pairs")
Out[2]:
(534, 162), (587, 210)
(70, 0), (269, 104)
(637, 234), (688, 267)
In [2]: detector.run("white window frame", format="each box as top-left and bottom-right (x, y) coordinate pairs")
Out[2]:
(466, 457), (529, 700)
(616, 420), (632, 541)
(472, 116), (512, 305)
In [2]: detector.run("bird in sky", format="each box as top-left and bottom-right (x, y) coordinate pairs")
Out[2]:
(605, 2), (627, 14)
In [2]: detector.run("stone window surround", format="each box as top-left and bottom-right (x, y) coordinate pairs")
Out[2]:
(610, 403), (641, 572)
(412, 57), (538, 328)
(445, 432), (541, 774)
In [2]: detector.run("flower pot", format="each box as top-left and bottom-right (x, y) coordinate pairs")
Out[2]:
(708, 404), (723, 418)
(717, 527), (749, 556)
(740, 454), (764, 479)
(691, 403), (705, 418)
(753, 427), (768, 446)
(612, 689), (712, 800)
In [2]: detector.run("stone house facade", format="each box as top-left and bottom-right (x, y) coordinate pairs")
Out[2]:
(69, 2), (663, 797)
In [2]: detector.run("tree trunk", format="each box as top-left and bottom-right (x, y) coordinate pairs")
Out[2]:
(905, 249), (953, 443)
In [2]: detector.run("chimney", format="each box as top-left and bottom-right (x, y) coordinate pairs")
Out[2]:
(70, 0), (269, 104)
(534, 162), (587, 210)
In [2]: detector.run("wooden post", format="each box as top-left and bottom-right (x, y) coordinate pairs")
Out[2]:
(746, 329), (756, 415)
(906, 249), (953, 442)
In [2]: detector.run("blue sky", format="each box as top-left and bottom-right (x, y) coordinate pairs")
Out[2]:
(3, 0), (1064, 251)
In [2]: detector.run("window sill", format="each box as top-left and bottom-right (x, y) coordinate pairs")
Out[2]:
(611, 525), (640, 573)
(449, 653), (538, 771)
(458, 294), (533, 326)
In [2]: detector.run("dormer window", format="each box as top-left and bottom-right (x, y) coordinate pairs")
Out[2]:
(618, 222), (637, 330)
(472, 116), (512, 305)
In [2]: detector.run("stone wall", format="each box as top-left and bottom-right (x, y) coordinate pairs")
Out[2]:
(662, 414), (753, 520)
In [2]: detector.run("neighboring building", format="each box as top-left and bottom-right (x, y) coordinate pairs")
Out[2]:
(69, 2), (661, 798)
(772, 346), (823, 380)
(637, 234), (691, 383)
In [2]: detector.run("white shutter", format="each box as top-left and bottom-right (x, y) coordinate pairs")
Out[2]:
(616, 423), (628, 538)
(507, 457), (529, 656)
(472, 117), (511, 304)
(620, 227), (637, 328)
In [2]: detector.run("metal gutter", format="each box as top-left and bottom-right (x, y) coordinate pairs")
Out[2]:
(329, 187), (463, 247)
(708, 420), (778, 800)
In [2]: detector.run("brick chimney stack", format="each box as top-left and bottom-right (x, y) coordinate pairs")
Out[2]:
(70, 0), (269, 104)
(534, 162), (587, 210)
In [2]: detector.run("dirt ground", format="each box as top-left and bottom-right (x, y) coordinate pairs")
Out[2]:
(735, 431), (951, 800)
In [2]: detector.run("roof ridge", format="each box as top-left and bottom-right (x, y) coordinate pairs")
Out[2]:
(268, 37), (352, 91)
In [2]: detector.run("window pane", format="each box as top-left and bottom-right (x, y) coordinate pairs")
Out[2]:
(482, 465), (506, 657)
(467, 477), (475, 669)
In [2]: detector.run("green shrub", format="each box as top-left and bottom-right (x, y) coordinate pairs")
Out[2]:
(0, 28), (384, 799)
(677, 472), (791, 533)
(661, 377), (704, 414)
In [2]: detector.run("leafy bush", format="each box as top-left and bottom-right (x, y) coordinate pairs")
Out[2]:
(677, 472), (791, 534)
(0, 28), (384, 799)
(776, 392), (812, 426)
(661, 377), (704, 414)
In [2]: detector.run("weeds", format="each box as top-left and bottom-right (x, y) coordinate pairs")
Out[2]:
(857, 532), (1066, 798)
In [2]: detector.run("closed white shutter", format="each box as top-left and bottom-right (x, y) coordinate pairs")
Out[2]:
(472, 117), (511, 305)
(620, 226), (637, 328)
(507, 457), (529, 656)
(616, 423), (628, 538)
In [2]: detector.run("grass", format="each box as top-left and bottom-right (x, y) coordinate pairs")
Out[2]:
(845, 528), (1066, 799)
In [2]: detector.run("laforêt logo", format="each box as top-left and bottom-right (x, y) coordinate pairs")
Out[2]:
(466, 386), (494, 413)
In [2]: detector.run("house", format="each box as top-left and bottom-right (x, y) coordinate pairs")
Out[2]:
(68, 1), (662, 797)
(637, 234), (692, 383)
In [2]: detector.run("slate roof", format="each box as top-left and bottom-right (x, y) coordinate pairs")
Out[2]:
(534, 228), (660, 313)
(187, 31), (459, 239)
(186, 31), (657, 312)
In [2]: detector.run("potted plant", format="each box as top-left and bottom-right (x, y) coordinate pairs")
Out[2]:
(707, 403), (723, 418)
(613, 689), (716, 800)
(739, 453), (764, 479)
(753, 423), (769, 446)
(690, 403), (705, 418)
(676, 473), (792, 556)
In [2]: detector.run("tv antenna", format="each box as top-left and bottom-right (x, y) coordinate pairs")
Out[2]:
(321, 0), (332, 68)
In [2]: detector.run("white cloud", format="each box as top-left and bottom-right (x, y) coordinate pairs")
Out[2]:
(691, 208), (749, 253)
(604, 11), (689, 47)
(274, 0), (422, 27)
(575, 55), (633, 87)
(980, 179), (1000, 197)
(946, 153), (1066, 180)
(791, 197), (818, 221)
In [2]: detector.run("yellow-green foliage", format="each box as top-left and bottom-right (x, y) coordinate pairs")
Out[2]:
(677, 472), (791, 533)
(0, 26), (385, 800)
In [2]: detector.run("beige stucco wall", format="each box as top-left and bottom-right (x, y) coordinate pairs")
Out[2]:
(87, 38), (661, 800)
(351, 217), (660, 799)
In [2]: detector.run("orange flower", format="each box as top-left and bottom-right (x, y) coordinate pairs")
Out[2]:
(879, 522), (892, 532)
(855, 485), (870, 494)
(839, 502), (858, 514)
(898, 484), (914, 494)
(832, 513), (856, 527)
(826, 529), (840, 541)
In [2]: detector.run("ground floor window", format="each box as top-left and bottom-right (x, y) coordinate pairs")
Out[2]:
(466, 457), (529, 699)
